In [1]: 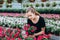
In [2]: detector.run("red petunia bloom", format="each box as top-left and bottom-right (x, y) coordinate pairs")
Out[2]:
(24, 24), (30, 31)
(14, 32), (20, 38)
(24, 26), (29, 31)
(16, 28), (21, 33)
(26, 31), (29, 36)
(31, 30), (35, 32)
(0, 27), (4, 37)
(6, 28), (12, 34)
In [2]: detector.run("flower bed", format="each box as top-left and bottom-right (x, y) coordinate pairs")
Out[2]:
(0, 24), (50, 40)
(0, 27), (25, 40)
(0, 14), (60, 40)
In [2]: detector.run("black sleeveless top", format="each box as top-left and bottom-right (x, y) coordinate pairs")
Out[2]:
(27, 16), (46, 34)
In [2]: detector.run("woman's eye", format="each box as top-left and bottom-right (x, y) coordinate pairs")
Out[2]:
(29, 15), (32, 16)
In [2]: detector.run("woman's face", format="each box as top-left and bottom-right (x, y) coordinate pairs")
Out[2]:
(25, 11), (35, 20)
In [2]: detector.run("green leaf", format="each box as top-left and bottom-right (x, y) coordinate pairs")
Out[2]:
(3, 37), (7, 40)
(28, 26), (33, 30)
(15, 38), (18, 40)
(25, 37), (33, 40)
(19, 34), (24, 39)
(0, 38), (2, 40)
(42, 38), (49, 40)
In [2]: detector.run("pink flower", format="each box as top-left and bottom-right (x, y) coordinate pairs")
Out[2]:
(18, 38), (22, 40)
(27, 24), (30, 27)
(6, 36), (10, 40)
(34, 37), (36, 40)
(16, 28), (21, 33)
(43, 34), (50, 38)
(10, 31), (14, 38)
(0, 33), (3, 37)
(31, 30), (34, 32)
(24, 26), (29, 31)
(37, 35), (43, 40)
(0, 27), (3, 37)
(7, 28), (12, 33)
(24, 24), (30, 28)
(26, 32), (29, 36)
(11, 38), (15, 40)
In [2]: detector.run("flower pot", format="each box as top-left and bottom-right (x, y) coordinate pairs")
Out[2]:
(29, 0), (35, 2)
(7, 0), (13, 4)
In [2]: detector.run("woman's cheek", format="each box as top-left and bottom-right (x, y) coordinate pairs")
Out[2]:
(29, 17), (32, 19)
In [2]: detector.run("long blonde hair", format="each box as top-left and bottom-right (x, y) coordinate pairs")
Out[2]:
(26, 7), (40, 16)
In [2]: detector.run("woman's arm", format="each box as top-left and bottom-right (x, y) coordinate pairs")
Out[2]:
(29, 27), (45, 38)
(34, 27), (45, 36)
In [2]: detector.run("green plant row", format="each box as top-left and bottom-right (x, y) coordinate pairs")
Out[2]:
(0, 8), (60, 13)
(0, 9), (26, 13)
(23, 2), (58, 7)
(36, 8), (60, 13)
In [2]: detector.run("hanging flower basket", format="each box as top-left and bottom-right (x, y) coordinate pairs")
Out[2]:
(7, 0), (13, 4)
(0, 0), (4, 4)
(29, 0), (35, 2)
(52, 2), (57, 7)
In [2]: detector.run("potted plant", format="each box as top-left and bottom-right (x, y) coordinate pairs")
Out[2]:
(7, 0), (13, 4)
(6, 4), (12, 8)
(29, 0), (35, 2)
(52, 2), (57, 7)
(46, 3), (50, 7)
(41, 3), (44, 7)
(17, 0), (22, 3)
(26, 4), (29, 7)
(35, 3), (40, 7)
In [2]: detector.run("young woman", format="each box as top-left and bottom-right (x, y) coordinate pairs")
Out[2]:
(25, 7), (46, 40)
